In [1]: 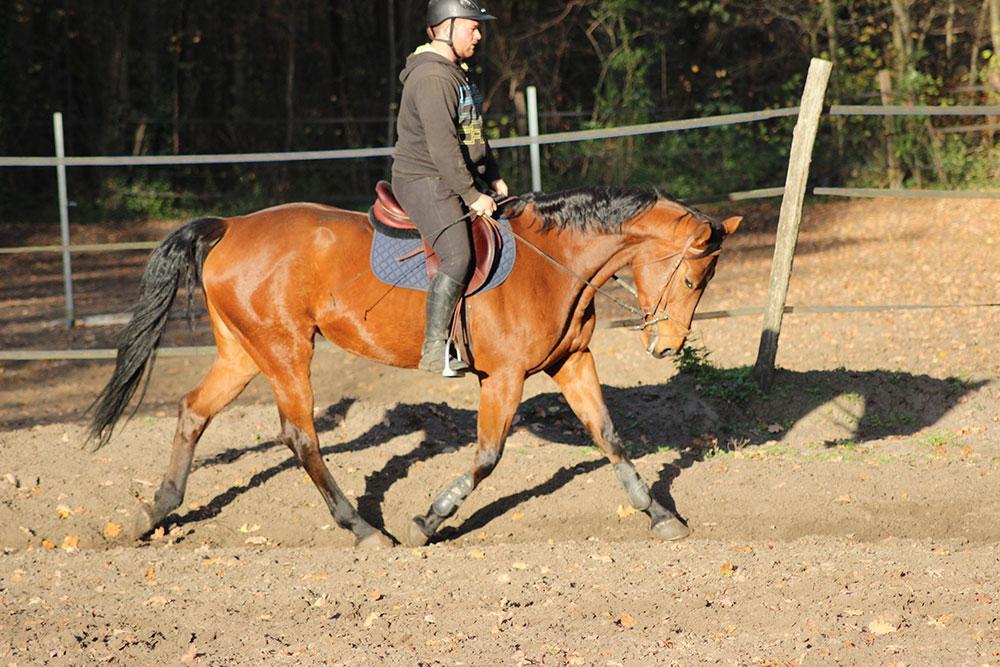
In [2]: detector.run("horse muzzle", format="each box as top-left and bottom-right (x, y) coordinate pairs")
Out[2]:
(640, 329), (687, 359)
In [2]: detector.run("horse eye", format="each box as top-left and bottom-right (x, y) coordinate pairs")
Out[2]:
(684, 277), (694, 289)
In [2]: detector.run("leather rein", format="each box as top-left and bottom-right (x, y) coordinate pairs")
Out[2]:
(476, 197), (713, 336)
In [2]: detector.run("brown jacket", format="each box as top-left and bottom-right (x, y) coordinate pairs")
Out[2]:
(391, 49), (500, 206)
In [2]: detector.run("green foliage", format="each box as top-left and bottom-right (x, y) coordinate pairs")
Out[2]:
(99, 177), (182, 221)
(673, 344), (761, 405)
(0, 0), (994, 222)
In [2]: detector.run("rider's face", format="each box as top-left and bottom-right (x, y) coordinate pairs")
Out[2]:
(450, 18), (483, 59)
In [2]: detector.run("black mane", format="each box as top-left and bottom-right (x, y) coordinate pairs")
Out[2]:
(505, 186), (712, 235)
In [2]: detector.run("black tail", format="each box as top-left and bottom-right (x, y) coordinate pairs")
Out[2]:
(86, 217), (227, 450)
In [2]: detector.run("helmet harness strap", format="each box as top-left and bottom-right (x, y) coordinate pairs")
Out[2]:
(431, 18), (463, 62)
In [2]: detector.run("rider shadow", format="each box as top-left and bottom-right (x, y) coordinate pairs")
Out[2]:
(167, 367), (982, 542)
(438, 367), (983, 540)
(636, 368), (988, 511)
(170, 397), (478, 535)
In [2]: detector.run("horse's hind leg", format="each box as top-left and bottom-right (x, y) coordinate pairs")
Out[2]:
(407, 371), (525, 546)
(132, 337), (259, 539)
(546, 349), (689, 541)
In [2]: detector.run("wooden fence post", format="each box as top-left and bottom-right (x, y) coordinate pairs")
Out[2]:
(752, 58), (832, 390)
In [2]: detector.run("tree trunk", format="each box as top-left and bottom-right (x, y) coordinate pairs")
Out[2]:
(821, 0), (843, 163)
(284, 6), (297, 153)
(991, 0), (1000, 55)
(970, 0), (990, 86)
(890, 0), (913, 78)
(945, 0), (956, 61)
(103, 2), (132, 156)
(879, 71), (903, 189)
(387, 0), (398, 155)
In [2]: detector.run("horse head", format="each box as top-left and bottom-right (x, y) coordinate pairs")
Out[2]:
(629, 202), (742, 358)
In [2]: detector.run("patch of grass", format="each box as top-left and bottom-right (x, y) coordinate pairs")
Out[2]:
(864, 411), (916, 431)
(673, 345), (762, 405)
(916, 432), (952, 448)
(946, 374), (974, 389)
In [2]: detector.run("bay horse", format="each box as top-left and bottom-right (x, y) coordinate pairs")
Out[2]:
(89, 186), (741, 548)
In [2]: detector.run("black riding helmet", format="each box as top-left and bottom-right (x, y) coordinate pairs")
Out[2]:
(427, 0), (495, 60)
(427, 0), (495, 27)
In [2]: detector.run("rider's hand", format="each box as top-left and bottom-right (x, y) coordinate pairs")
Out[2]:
(470, 193), (498, 218)
(491, 179), (509, 198)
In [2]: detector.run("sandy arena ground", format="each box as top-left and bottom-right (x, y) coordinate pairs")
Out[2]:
(1, 197), (998, 665)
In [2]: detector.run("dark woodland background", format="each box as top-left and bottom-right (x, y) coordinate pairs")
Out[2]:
(1, 0), (997, 222)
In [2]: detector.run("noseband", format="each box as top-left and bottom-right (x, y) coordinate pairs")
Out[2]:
(471, 203), (718, 341)
(633, 234), (721, 338)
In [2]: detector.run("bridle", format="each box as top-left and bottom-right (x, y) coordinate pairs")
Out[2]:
(632, 236), (698, 338)
(475, 198), (718, 339)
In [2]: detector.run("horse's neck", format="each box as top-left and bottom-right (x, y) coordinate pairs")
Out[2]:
(518, 221), (630, 290)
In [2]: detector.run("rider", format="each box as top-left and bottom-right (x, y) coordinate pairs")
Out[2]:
(391, 0), (509, 376)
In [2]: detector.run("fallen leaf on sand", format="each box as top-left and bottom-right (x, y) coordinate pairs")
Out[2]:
(56, 505), (72, 520)
(237, 523), (261, 534)
(103, 522), (123, 539)
(180, 643), (202, 663)
(41, 540), (56, 550)
(868, 617), (898, 635)
(835, 495), (853, 503)
(616, 504), (637, 519)
(720, 562), (735, 576)
(61, 535), (79, 552)
(467, 550), (486, 560)
(927, 614), (952, 628)
(618, 613), (636, 628)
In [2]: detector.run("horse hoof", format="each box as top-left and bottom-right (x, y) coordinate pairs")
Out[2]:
(356, 531), (394, 549)
(651, 515), (691, 541)
(129, 503), (156, 541)
(405, 517), (432, 548)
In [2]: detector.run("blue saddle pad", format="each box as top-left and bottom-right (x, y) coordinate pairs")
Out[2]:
(369, 216), (516, 295)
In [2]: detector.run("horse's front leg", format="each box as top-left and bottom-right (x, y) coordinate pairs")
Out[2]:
(407, 371), (525, 547)
(546, 349), (690, 541)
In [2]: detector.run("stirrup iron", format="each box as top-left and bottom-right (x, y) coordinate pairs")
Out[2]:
(442, 337), (465, 377)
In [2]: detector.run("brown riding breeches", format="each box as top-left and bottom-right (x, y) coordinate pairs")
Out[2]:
(390, 176), (473, 285)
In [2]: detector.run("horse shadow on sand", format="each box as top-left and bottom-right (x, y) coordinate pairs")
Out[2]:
(164, 367), (984, 543)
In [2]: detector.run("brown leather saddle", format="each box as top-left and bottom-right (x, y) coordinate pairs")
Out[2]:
(371, 180), (501, 296)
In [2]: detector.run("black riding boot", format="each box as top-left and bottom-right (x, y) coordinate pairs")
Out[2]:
(419, 272), (469, 376)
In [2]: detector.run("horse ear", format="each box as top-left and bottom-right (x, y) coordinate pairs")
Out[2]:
(721, 216), (743, 236)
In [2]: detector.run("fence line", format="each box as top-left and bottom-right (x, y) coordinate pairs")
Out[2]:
(3, 301), (996, 362)
(5, 104), (995, 168)
(2, 93), (998, 345)
(815, 187), (1000, 200)
(0, 241), (160, 255)
(0, 107), (803, 169)
(829, 104), (1000, 116)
